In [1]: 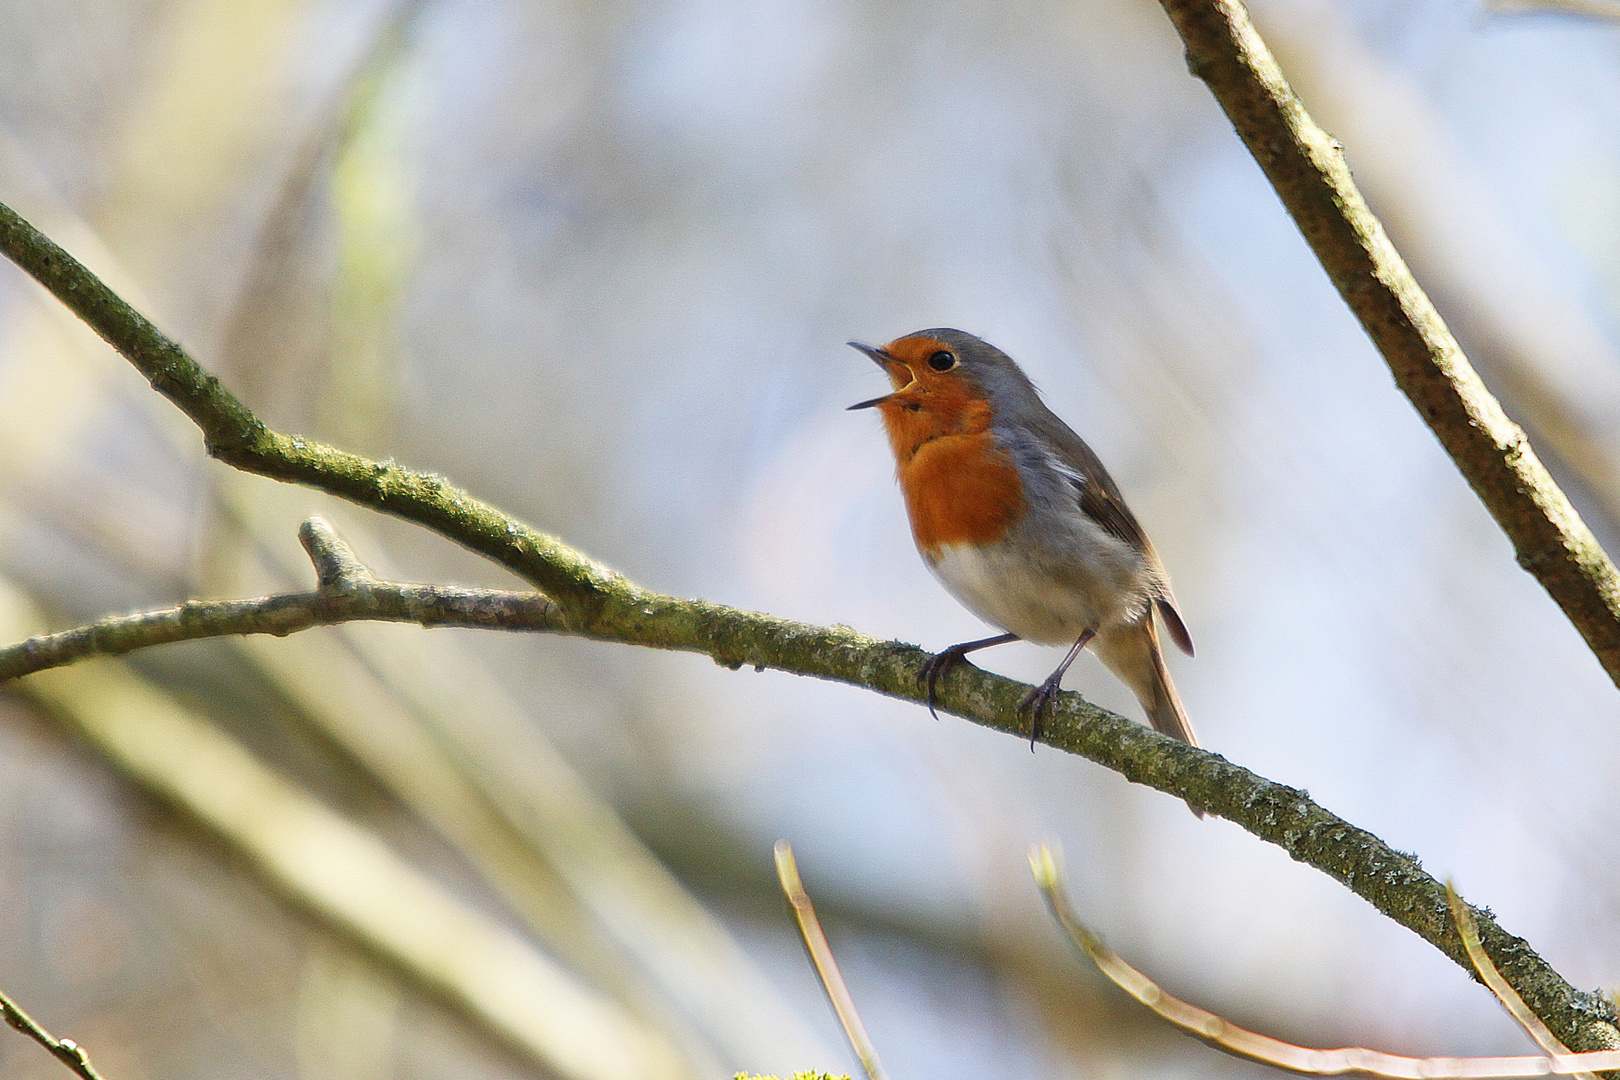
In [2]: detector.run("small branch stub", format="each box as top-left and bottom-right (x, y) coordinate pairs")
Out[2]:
(299, 516), (369, 591)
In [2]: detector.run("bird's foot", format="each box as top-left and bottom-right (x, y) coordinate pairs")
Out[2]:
(1016, 676), (1064, 749)
(918, 646), (974, 720)
(915, 633), (1019, 720)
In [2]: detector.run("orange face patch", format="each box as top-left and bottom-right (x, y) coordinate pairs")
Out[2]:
(870, 336), (986, 458)
(869, 336), (1024, 556)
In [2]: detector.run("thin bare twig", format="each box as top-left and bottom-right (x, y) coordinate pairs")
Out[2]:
(0, 986), (107, 1080)
(1030, 844), (1620, 1078)
(774, 842), (889, 1080)
(1448, 885), (1598, 1080)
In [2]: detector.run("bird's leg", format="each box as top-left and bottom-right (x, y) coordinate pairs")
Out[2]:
(918, 633), (1019, 720)
(1018, 628), (1096, 748)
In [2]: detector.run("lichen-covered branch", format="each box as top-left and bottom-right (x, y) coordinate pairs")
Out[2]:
(0, 199), (1616, 1052)
(0, 520), (562, 682)
(1153, 0), (1620, 689)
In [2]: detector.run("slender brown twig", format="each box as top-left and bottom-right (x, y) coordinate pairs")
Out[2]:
(1448, 884), (1598, 1080)
(774, 842), (889, 1080)
(0, 986), (107, 1080)
(1031, 844), (1620, 1078)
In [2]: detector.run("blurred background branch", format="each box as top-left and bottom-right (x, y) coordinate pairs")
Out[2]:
(1033, 845), (1620, 1078)
(2, 576), (689, 1080)
(1248, 0), (1620, 546)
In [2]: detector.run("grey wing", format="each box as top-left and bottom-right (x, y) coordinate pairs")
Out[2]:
(1074, 472), (1150, 554)
(1031, 408), (1196, 657)
(1026, 407), (1151, 554)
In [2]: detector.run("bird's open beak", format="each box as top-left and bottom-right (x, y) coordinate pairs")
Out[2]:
(847, 341), (903, 410)
(848, 341), (890, 368)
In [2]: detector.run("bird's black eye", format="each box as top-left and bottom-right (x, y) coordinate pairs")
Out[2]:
(927, 350), (957, 371)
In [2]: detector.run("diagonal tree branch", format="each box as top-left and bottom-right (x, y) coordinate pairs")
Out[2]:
(0, 200), (1616, 1052)
(0, 202), (616, 623)
(1154, 0), (1620, 687)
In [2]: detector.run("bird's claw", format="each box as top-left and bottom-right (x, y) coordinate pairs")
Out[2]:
(918, 649), (967, 720)
(915, 633), (1021, 722)
(1016, 678), (1063, 750)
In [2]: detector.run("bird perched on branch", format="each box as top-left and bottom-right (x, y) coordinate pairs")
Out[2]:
(849, 328), (1196, 749)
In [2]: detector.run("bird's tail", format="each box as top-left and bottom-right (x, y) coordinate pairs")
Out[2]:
(1093, 616), (1198, 748)
(1094, 617), (1201, 817)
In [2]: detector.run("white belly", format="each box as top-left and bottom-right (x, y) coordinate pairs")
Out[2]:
(927, 538), (1148, 645)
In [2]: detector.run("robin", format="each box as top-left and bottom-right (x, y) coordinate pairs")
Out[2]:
(848, 328), (1196, 749)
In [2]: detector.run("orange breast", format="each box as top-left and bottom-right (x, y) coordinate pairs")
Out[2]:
(897, 431), (1024, 560)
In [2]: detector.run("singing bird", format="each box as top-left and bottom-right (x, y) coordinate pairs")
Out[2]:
(849, 328), (1196, 748)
